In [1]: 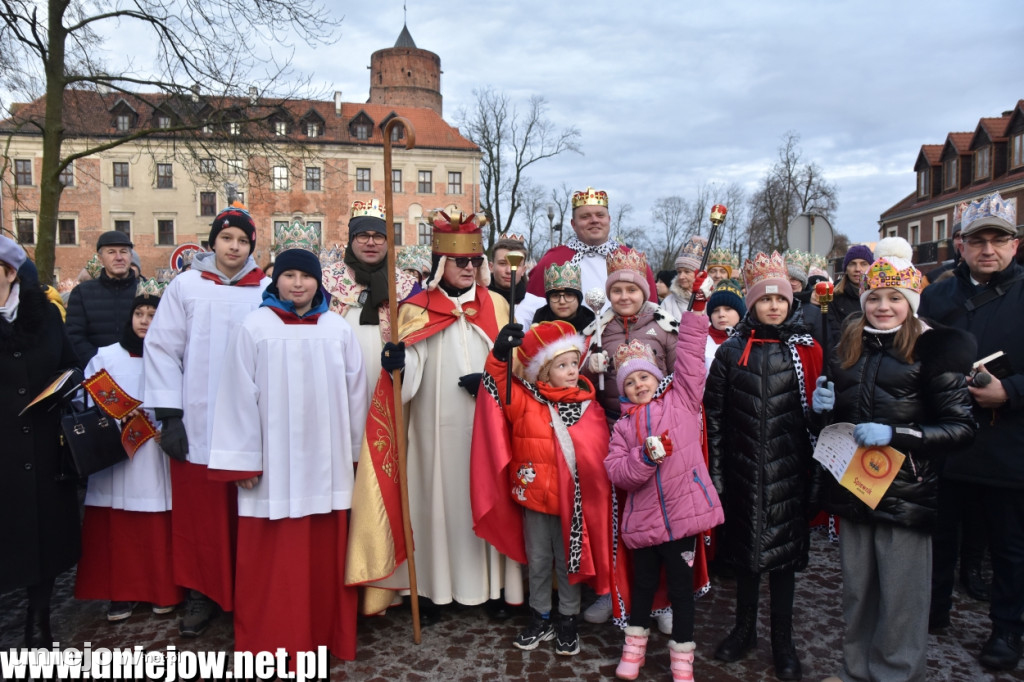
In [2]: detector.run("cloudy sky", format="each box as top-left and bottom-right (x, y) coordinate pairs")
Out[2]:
(303, 0), (1020, 246)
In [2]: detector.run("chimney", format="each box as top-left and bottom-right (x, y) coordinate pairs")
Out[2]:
(334, 91), (343, 117)
(191, 84), (201, 103)
(248, 86), (258, 105)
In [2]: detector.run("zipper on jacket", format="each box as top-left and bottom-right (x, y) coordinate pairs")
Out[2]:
(755, 341), (767, 546)
(694, 469), (714, 508)
(655, 466), (674, 541)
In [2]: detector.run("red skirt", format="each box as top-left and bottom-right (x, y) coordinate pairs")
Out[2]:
(170, 459), (237, 611)
(75, 506), (184, 607)
(234, 510), (358, 665)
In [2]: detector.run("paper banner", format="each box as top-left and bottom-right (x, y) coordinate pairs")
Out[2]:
(121, 412), (159, 459)
(83, 369), (142, 420)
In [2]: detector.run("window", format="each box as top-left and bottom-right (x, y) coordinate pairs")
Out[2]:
(272, 165), (289, 190)
(916, 169), (928, 198)
(227, 158), (243, 175)
(229, 122), (241, 136)
(200, 191), (217, 216)
(59, 164), (74, 187)
(943, 157), (958, 190)
(202, 124), (214, 134)
(275, 121), (288, 136)
(157, 219), (175, 246)
(200, 158), (216, 174)
(356, 168), (371, 192)
(273, 220), (290, 235)
(1012, 133), (1024, 170)
(417, 170), (432, 193)
(16, 218), (34, 244)
(116, 114), (131, 132)
(14, 159), (32, 186)
(390, 124), (404, 142)
(306, 122), (321, 138)
(909, 222), (919, 245)
(305, 167), (321, 191)
(391, 169), (402, 193)
(447, 171), (463, 195)
(156, 114), (171, 129)
(393, 222), (403, 246)
(156, 163), (173, 189)
(974, 146), (991, 181)
(114, 220), (131, 237)
(418, 221), (431, 244)
(353, 123), (370, 140)
(58, 218), (76, 245)
(113, 162), (130, 187)
(235, 192), (245, 205)
(886, 226), (897, 238)
(935, 217), (947, 241)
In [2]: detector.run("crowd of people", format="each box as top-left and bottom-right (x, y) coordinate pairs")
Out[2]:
(1, 186), (1022, 681)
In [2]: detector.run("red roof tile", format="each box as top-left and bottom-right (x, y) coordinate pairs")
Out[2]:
(919, 144), (943, 166)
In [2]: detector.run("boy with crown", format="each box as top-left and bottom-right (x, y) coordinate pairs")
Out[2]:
(347, 208), (524, 622)
(704, 251), (822, 680)
(144, 200), (269, 637)
(75, 278), (183, 622)
(322, 199), (421, 405)
(517, 187), (658, 326)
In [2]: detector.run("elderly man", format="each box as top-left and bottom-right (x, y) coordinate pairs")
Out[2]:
(322, 199), (420, 404)
(516, 187), (656, 325)
(919, 192), (1024, 672)
(348, 208), (522, 624)
(66, 231), (139, 367)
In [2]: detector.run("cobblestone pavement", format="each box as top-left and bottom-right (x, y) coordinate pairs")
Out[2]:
(2, 528), (1021, 681)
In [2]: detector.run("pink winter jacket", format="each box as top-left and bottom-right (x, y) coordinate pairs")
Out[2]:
(604, 312), (725, 550)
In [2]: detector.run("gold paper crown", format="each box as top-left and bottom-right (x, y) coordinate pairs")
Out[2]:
(351, 199), (386, 221)
(861, 259), (923, 294)
(783, 249), (812, 275)
(498, 231), (526, 244)
(706, 247), (739, 273)
(808, 253), (828, 271)
(614, 338), (656, 371)
(396, 244), (432, 274)
(571, 186), (609, 209)
(429, 206), (487, 257)
(85, 254), (102, 279)
(606, 247), (649, 277)
(273, 217), (322, 257)
(135, 277), (166, 299)
(544, 262), (582, 293)
(741, 251), (788, 291)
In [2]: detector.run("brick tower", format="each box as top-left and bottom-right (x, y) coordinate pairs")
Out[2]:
(368, 23), (442, 116)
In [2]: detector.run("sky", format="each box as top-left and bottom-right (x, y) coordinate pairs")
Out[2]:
(11, 0), (1023, 247)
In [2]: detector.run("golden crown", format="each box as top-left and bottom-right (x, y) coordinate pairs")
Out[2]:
(741, 251), (788, 290)
(351, 199), (387, 220)
(396, 244), (432, 273)
(571, 186), (609, 209)
(273, 217), (322, 257)
(428, 206), (487, 256)
(606, 248), (649, 276)
(135, 277), (165, 299)
(861, 259), (923, 294)
(498, 231), (526, 244)
(544, 262), (582, 292)
(614, 338), (656, 371)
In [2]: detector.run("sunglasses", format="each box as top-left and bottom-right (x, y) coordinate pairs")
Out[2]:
(452, 256), (485, 268)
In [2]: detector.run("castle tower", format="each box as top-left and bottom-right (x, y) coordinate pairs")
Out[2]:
(368, 23), (442, 115)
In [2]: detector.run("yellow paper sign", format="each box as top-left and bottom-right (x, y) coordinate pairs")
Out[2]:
(838, 446), (906, 510)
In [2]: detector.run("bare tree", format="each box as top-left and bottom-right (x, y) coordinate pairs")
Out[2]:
(748, 131), (839, 253)
(514, 180), (547, 259)
(711, 181), (749, 267)
(0, 0), (340, 281)
(457, 87), (581, 246)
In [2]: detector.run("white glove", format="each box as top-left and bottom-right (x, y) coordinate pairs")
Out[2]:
(699, 275), (714, 298)
(588, 350), (609, 374)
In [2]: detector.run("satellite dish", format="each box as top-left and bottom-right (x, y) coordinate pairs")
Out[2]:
(786, 213), (834, 257)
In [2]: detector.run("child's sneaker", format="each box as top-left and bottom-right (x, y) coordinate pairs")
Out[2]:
(513, 610), (555, 650)
(106, 601), (137, 622)
(554, 614), (580, 655)
(583, 593), (613, 623)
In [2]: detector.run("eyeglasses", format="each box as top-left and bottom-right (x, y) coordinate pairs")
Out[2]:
(547, 291), (576, 302)
(452, 256), (485, 268)
(353, 233), (387, 244)
(963, 234), (1016, 249)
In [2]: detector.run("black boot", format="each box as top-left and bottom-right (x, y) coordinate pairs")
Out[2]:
(959, 564), (991, 602)
(979, 627), (1023, 671)
(714, 605), (758, 662)
(23, 601), (53, 648)
(770, 612), (803, 681)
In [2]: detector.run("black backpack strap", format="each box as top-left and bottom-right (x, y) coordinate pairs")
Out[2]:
(963, 271), (1024, 312)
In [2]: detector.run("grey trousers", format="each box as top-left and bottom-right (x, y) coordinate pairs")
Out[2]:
(523, 508), (581, 616)
(838, 519), (931, 682)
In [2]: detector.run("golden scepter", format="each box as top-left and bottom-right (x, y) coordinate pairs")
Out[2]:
(504, 250), (525, 403)
(383, 116), (422, 644)
(686, 204), (728, 312)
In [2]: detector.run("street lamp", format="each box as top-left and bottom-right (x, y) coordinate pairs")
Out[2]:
(547, 205), (555, 248)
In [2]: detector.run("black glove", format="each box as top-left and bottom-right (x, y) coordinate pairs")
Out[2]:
(458, 373), (483, 398)
(381, 341), (406, 373)
(492, 323), (524, 362)
(160, 416), (189, 462)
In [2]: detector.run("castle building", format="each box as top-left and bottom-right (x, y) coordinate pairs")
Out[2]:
(0, 24), (480, 280)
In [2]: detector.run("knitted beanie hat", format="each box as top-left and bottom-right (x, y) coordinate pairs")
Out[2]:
(605, 248), (650, 301)
(706, 278), (746, 318)
(674, 235), (708, 272)
(859, 237), (923, 315)
(843, 244), (874, 271)
(209, 201), (257, 253)
(614, 339), (665, 396)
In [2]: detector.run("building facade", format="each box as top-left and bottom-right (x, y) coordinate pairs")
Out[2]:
(879, 99), (1024, 273)
(0, 25), (480, 281)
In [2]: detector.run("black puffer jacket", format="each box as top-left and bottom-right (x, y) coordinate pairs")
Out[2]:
(820, 324), (976, 530)
(705, 315), (820, 574)
(826, 276), (862, 348)
(65, 271), (138, 368)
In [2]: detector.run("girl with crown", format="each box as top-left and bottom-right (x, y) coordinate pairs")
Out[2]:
(75, 279), (184, 622)
(811, 238), (975, 682)
(530, 262), (596, 333)
(704, 251), (823, 681)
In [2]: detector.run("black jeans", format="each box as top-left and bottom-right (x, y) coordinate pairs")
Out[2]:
(628, 536), (697, 642)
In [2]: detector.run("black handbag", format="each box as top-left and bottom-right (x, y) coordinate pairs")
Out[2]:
(59, 389), (128, 478)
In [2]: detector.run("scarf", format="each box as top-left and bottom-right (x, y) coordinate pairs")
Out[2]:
(564, 235), (621, 268)
(488, 276), (527, 304)
(343, 248), (389, 326)
(709, 325), (730, 345)
(0, 282), (20, 323)
(119, 319), (145, 357)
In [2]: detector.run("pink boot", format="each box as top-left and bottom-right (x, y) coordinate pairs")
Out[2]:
(615, 626), (649, 680)
(669, 640), (696, 681)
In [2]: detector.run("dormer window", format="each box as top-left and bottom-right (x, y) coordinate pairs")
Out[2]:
(916, 169), (929, 198)
(1012, 132), (1024, 170)
(230, 122), (241, 136)
(306, 122), (321, 138)
(156, 114), (171, 129)
(390, 124), (404, 142)
(116, 114), (131, 132)
(943, 157), (958, 190)
(973, 146), (991, 181)
(275, 121), (288, 136)
(353, 123), (370, 140)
